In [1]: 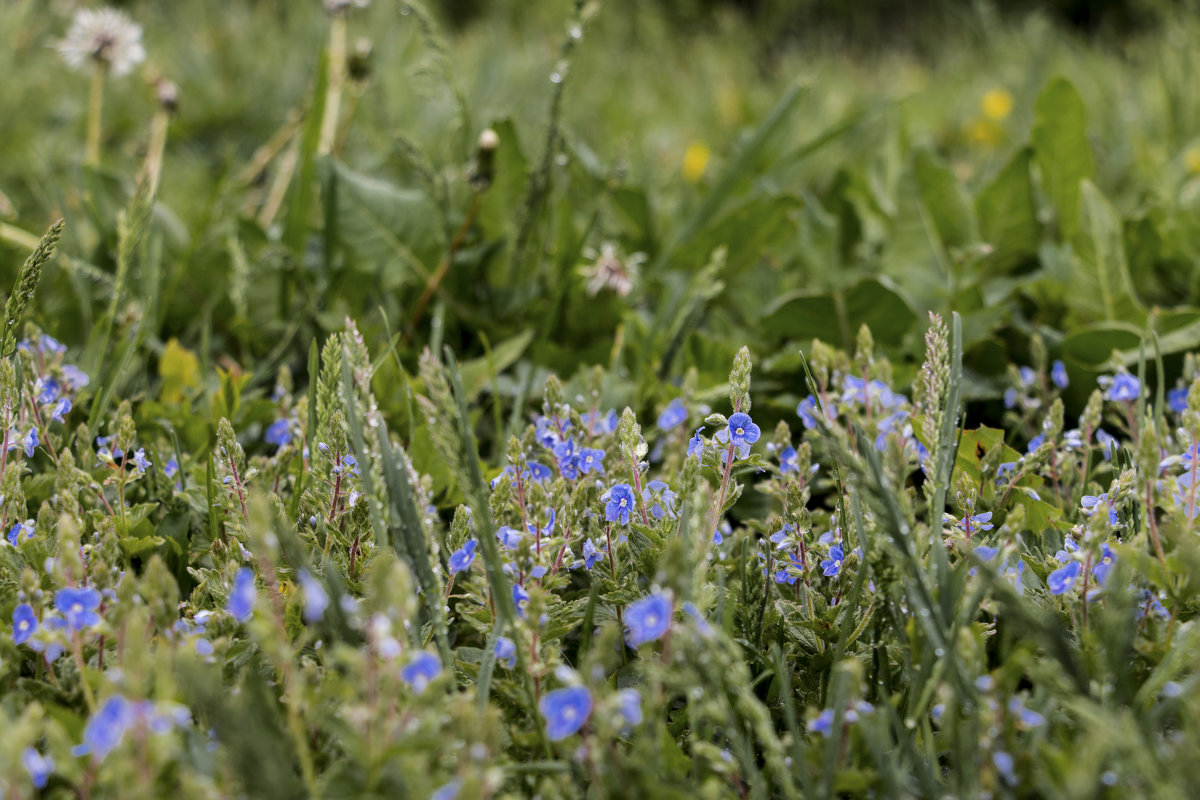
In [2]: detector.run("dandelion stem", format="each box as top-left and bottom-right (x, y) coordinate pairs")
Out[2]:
(85, 66), (106, 167)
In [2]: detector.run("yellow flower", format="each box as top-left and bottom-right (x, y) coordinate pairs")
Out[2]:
(981, 89), (1014, 122)
(965, 119), (1003, 147)
(682, 142), (710, 183)
(1186, 147), (1200, 175)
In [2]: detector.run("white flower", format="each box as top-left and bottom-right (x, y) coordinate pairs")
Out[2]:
(324, 0), (370, 13)
(580, 243), (644, 298)
(56, 7), (146, 77)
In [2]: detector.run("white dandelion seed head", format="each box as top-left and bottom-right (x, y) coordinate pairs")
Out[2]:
(580, 242), (644, 298)
(56, 7), (146, 77)
(324, 0), (371, 14)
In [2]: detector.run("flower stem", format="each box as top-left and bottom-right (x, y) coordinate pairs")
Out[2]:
(318, 14), (347, 156)
(85, 66), (106, 167)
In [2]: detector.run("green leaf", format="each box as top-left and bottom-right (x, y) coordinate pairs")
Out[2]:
(975, 147), (1039, 273)
(457, 328), (533, 401)
(913, 148), (975, 249)
(283, 49), (327, 259)
(1072, 180), (1144, 325)
(322, 159), (442, 287)
(762, 278), (918, 350)
(1060, 322), (1144, 368)
(1032, 77), (1095, 240)
(674, 194), (802, 271)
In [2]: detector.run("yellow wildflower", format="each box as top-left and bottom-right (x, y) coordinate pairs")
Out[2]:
(682, 142), (710, 183)
(981, 89), (1014, 122)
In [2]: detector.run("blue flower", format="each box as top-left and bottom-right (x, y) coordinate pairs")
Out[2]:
(7, 519), (32, 546)
(35, 377), (60, 404)
(1081, 494), (1119, 527)
(23, 427), (38, 457)
(643, 479), (677, 520)
(432, 780), (463, 800)
(715, 412), (760, 459)
(512, 583), (530, 617)
(539, 686), (593, 741)
(448, 539), (478, 573)
(1095, 429), (1117, 460)
(955, 511), (994, 534)
(400, 651), (441, 693)
(297, 570), (329, 623)
(1091, 543), (1116, 586)
(581, 538), (603, 570)
(132, 448), (152, 474)
(1169, 387), (1189, 414)
(496, 526), (523, 549)
(528, 461), (553, 481)
(265, 418), (292, 447)
(227, 568), (256, 622)
(682, 601), (714, 638)
(55, 587), (102, 630)
(51, 396), (72, 423)
(554, 438), (581, 480)
(1026, 434), (1045, 453)
(578, 447), (605, 475)
(1101, 373), (1140, 402)
(1018, 366), (1036, 386)
(616, 688), (643, 727)
(779, 446), (798, 473)
(687, 428), (705, 458)
(12, 603), (37, 645)
(73, 695), (133, 761)
(993, 751), (1017, 786)
(604, 483), (636, 525)
(495, 636), (517, 668)
(22, 747), (54, 789)
(1051, 360), (1069, 389)
(1003, 387), (1019, 409)
(821, 545), (844, 577)
(1047, 561), (1082, 595)
(165, 457), (179, 478)
(656, 398), (688, 431)
(624, 592), (672, 647)
(811, 709), (835, 737)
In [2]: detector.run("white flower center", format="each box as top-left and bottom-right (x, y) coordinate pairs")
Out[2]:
(735, 427), (744, 436)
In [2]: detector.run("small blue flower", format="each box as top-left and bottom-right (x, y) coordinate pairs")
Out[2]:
(604, 483), (636, 526)
(624, 592), (672, 647)
(656, 398), (688, 431)
(12, 603), (38, 645)
(554, 438), (581, 480)
(73, 695), (132, 762)
(643, 479), (677, 520)
(682, 601), (714, 638)
(227, 568), (256, 622)
(165, 457), (179, 478)
(448, 539), (478, 574)
(35, 377), (60, 405)
(1081, 494), (1119, 527)
(495, 636), (517, 668)
(616, 688), (643, 727)
(797, 396), (823, 429)
(1018, 366), (1036, 386)
(528, 461), (553, 481)
(1047, 561), (1082, 595)
(956, 511), (994, 534)
(1101, 373), (1140, 403)
(400, 651), (441, 693)
(687, 428), (705, 458)
(512, 583), (530, 617)
(821, 545), (844, 577)
(24, 427), (38, 457)
(581, 538), (603, 570)
(265, 419), (292, 447)
(1003, 387), (1019, 409)
(715, 412), (760, 459)
(779, 446), (798, 473)
(578, 447), (606, 475)
(7, 519), (32, 546)
(1091, 543), (1116, 586)
(22, 746), (54, 789)
(51, 396), (72, 423)
(811, 709), (835, 737)
(1051, 360), (1069, 389)
(993, 751), (1016, 786)
(539, 686), (593, 741)
(1027, 434), (1045, 453)
(432, 779), (463, 800)
(297, 570), (329, 623)
(496, 526), (523, 549)
(132, 448), (152, 474)
(55, 587), (102, 631)
(1169, 387), (1189, 414)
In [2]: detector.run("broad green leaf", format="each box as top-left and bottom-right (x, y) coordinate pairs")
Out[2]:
(477, 117), (528, 241)
(762, 278), (918, 349)
(1060, 322), (1143, 368)
(914, 148), (976, 249)
(159, 337), (201, 405)
(1073, 181), (1144, 324)
(321, 159), (442, 287)
(975, 147), (1039, 273)
(458, 329), (533, 401)
(1032, 77), (1094, 239)
(674, 193), (802, 270)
